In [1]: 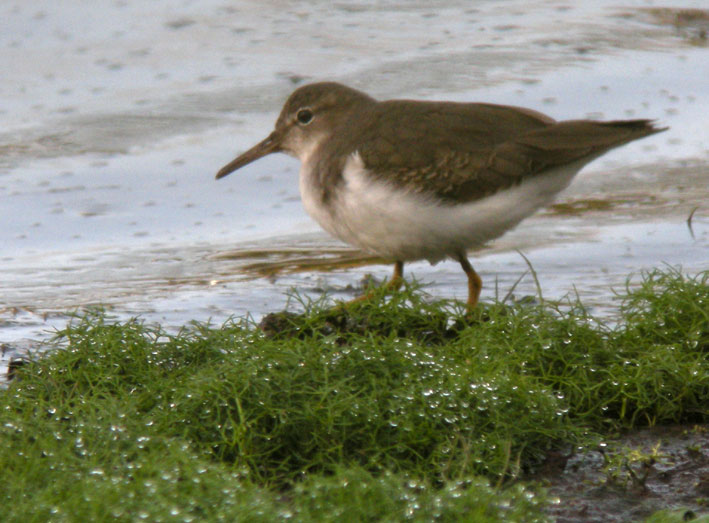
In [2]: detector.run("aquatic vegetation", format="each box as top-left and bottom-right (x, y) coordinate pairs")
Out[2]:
(1, 268), (707, 521)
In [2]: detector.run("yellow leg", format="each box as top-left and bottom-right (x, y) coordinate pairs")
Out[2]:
(458, 254), (482, 311)
(385, 260), (404, 292)
(348, 260), (404, 304)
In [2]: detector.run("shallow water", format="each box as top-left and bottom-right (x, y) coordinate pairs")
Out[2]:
(1, 1), (708, 369)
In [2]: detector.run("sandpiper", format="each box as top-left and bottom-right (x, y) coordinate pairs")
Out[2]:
(216, 82), (664, 309)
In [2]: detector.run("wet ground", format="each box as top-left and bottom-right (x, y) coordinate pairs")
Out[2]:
(543, 424), (709, 522)
(1, 1), (708, 374)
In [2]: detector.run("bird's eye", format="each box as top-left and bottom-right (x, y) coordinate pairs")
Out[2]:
(296, 108), (313, 125)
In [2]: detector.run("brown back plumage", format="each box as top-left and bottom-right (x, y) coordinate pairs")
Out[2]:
(345, 100), (664, 203)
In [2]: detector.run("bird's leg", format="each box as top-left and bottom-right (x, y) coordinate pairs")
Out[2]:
(347, 260), (404, 305)
(457, 254), (482, 311)
(385, 260), (404, 292)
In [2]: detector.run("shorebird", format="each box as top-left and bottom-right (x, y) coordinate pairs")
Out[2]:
(216, 82), (664, 309)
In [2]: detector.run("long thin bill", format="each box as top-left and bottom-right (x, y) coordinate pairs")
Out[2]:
(215, 130), (282, 179)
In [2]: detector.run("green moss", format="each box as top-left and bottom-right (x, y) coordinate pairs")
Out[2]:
(1, 267), (707, 521)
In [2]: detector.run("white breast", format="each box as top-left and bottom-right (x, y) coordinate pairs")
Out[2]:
(300, 152), (582, 263)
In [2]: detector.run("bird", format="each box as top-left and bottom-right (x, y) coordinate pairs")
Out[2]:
(216, 82), (664, 310)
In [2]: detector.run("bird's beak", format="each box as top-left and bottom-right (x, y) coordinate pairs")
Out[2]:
(215, 130), (283, 179)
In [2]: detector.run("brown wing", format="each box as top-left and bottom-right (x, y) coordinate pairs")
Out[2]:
(353, 100), (663, 203)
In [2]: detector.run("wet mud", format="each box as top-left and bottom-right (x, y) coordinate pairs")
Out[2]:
(542, 424), (709, 522)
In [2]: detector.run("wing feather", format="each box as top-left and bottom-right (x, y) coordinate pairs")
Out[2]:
(345, 101), (662, 203)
